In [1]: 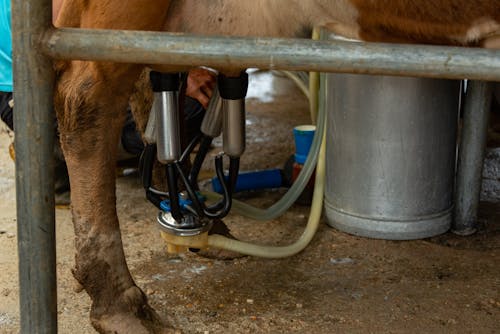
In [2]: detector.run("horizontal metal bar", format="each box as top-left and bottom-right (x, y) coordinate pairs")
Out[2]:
(43, 28), (500, 81)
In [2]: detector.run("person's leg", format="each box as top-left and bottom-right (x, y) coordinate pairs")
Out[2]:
(0, 91), (70, 204)
(0, 91), (14, 130)
(488, 83), (500, 147)
(53, 133), (71, 205)
(120, 107), (145, 157)
(183, 96), (206, 143)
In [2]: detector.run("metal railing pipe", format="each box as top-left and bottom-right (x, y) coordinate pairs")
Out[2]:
(453, 81), (493, 235)
(12, 0), (58, 332)
(42, 28), (500, 81)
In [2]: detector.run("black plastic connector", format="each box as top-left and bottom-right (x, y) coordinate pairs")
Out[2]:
(217, 72), (249, 100)
(150, 71), (180, 92)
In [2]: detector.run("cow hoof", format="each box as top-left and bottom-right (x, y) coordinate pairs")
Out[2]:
(92, 313), (178, 334)
(90, 286), (179, 334)
(190, 219), (246, 260)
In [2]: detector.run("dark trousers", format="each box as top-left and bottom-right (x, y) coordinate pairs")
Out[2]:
(0, 91), (70, 193)
(0, 91), (13, 130)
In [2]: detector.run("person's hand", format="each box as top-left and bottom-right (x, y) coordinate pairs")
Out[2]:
(185, 68), (217, 109)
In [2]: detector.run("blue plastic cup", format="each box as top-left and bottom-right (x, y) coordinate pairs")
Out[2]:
(293, 125), (316, 164)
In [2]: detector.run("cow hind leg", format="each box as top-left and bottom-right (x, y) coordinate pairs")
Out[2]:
(55, 61), (175, 334)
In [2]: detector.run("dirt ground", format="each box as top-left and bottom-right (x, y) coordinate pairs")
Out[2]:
(0, 71), (499, 333)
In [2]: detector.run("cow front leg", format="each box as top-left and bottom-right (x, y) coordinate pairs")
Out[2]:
(55, 61), (175, 334)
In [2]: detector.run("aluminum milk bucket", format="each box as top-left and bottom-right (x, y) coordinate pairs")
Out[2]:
(324, 73), (461, 240)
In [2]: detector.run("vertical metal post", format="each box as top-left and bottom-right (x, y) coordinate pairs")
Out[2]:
(453, 81), (492, 235)
(12, 0), (58, 332)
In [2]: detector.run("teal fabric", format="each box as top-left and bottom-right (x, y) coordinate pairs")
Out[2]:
(0, 0), (12, 92)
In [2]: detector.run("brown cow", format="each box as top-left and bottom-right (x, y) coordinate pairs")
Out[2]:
(54, 1), (499, 333)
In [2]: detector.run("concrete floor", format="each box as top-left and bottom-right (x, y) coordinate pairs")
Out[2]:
(0, 71), (498, 333)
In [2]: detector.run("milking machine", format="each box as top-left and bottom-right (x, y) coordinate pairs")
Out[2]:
(140, 71), (248, 235)
(140, 69), (327, 257)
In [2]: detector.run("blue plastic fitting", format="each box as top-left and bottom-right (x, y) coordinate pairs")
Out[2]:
(160, 192), (206, 213)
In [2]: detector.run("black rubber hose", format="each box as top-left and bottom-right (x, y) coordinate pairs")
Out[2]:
(139, 144), (157, 190)
(146, 191), (163, 209)
(207, 156), (240, 214)
(188, 135), (214, 188)
(166, 164), (183, 221)
(203, 155), (232, 218)
(227, 157), (240, 195)
(179, 133), (202, 165)
(174, 162), (205, 217)
(140, 144), (165, 209)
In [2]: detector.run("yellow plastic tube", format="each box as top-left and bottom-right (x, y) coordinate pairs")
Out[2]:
(308, 26), (321, 125)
